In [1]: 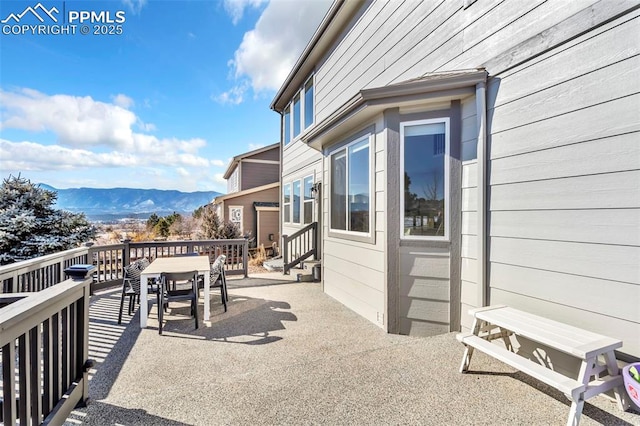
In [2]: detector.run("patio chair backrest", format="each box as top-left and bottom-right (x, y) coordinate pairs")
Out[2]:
(210, 254), (226, 281)
(123, 258), (149, 293)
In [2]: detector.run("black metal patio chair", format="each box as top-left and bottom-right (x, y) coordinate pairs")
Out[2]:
(117, 258), (157, 324)
(198, 254), (228, 312)
(157, 270), (199, 334)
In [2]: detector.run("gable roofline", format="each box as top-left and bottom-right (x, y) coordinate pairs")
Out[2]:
(223, 142), (280, 179)
(270, 0), (365, 113)
(213, 181), (280, 204)
(303, 69), (488, 150)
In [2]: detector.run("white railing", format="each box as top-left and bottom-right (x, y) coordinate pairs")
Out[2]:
(0, 248), (89, 293)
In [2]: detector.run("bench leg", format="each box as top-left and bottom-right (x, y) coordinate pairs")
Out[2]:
(566, 357), (596, 426)
(602, 351), (630, 411)
(567, 398), (584, 426)
(460, 317), (483, 373)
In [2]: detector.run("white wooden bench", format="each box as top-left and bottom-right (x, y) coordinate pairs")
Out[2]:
(457, 305), (629, 426)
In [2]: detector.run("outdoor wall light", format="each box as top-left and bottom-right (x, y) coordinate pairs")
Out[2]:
(310, 182), (321, 201)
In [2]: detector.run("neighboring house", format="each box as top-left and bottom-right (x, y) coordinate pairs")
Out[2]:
(213, 143), (280, 248)
(271, 0), (639, 359)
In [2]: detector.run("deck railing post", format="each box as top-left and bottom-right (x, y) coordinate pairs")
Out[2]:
(282, 235), (289, 275)
(123, 239), (131, 266)
(79, 276), (91, 404)
(243, 239), (249, 278)
(312, 222), (317, 260)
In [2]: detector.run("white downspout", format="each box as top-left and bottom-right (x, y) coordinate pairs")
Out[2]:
(476, 81), (488, 307)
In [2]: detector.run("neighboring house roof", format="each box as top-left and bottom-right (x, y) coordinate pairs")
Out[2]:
(212, 182), (279, 204)
(222, 142), (280, 179)
(304, 69), (488, 150)
(270, 0), (364, 112)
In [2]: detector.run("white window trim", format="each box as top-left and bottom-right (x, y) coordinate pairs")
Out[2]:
(229, 205), (244, 233)
(303, 174), (314, 224)
(292, 179), (302, 224)
(399, 117), (450, 241)
(293, 93), (301, 139)
(283, 103), (291, 145)
(303, 76), (314, 130)
(283, 74), (314, 147)
(283, 183), (291, 224)
(328, 133), (374, 239)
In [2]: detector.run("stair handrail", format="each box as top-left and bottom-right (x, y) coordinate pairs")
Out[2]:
(282, 222), (317, 275)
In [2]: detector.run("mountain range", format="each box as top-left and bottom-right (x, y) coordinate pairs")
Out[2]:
(40, 184), (222, 221)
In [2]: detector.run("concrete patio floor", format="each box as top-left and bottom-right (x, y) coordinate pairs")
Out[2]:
(66, 273), (640, 425)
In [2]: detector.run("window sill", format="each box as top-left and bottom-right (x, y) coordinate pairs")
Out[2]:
(328, 229), (375, 245)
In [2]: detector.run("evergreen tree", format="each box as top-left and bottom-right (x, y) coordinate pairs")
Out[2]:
(200, 205), (222, 239)
(0, 175), (96, 265)
(219, 221), (241, 239)
(146, 213), (160, 231)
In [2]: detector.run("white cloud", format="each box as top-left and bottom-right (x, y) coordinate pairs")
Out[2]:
(223, 0), (268, 25)
(137, 120), (156, 132)
(122, 0), (147, 15)
(111, 93), (134, 108)
(214, 173), (226, 184)
(220, 0), (332, 101)
(0, 138), (224, 173)
(0, 88), (136, 149)
(0, 87), (229, 191)
(213, 81), (249, 105)
(248, 143), (264, 150)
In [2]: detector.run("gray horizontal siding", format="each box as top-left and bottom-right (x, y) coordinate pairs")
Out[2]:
(315, 0), (621, 125)
(282, 140), (322, 177)
(250, 147), (279, 161)
(485, 11), (640, 357)
(302, 0), (639, 350)
(321, 121), (386, 328)
(221, 186), (279, 235)
(398, 247), (451, 336)
(241, 162), (279, 190)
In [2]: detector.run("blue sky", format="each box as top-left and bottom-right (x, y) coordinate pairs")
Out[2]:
(0, 0), (331, 193)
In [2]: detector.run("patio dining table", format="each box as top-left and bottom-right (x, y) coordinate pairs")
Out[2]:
(139, 256), (211, 328)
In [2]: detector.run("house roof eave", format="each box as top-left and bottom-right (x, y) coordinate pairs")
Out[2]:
(222, 143), (280, 179)
(270, 0), (365, 113)
(304, 69), (488, 150)
(212, 182), (280, 204)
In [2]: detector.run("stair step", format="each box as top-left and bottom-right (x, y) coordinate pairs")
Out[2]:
(296, 272), (315, 282)
(302, 260), (321, 270)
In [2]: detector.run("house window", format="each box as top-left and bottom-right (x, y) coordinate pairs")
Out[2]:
(229, 206), (243, 233)
(282, 75), (314, 145)
(330, 135), (371, 234)
(400, 118), (449, 240)
(283, 183), (291, 223)
(283, 107), (291, 145)
(292, 180), (301, 223)
(304, 78), (314, 129)
(293, 94), (301, 138)
(303, 175), (314, 224)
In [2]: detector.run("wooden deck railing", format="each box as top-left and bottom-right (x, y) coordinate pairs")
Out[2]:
(0, 275), (91, 425)
(0, 238), (250, 295)
(282, 222), (317, 275)
(0, 238), (250, 424)
(0, 248), (89, 294)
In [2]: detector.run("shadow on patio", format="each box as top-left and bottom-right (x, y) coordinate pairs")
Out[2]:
(65, 274), (640, 426)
